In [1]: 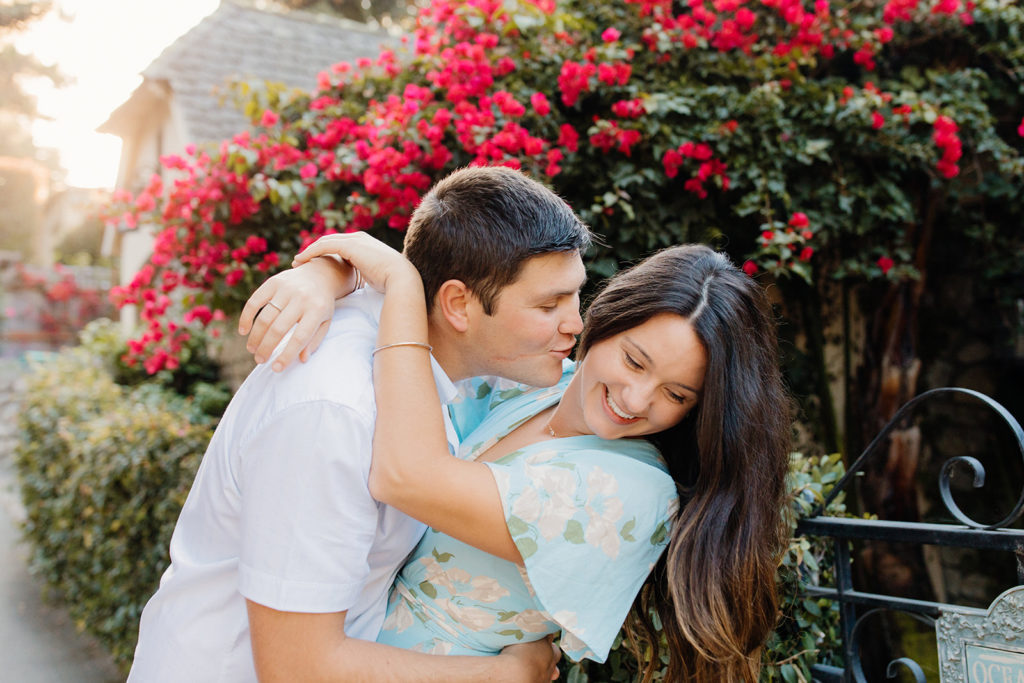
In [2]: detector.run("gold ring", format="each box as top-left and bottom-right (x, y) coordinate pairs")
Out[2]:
(267, 301), (283, 312)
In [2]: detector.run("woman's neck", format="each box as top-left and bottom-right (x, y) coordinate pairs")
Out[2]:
(543, 373), (589, 439)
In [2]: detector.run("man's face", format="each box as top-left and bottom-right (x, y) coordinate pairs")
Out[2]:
(463, 251), (587, 387)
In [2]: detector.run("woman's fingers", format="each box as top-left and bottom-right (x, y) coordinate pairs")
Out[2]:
(251, 293), (303, 365)
(297, 322), (330, 364)
(238, 277), (277, 335)
(292, 234), (358, 265)
(238, 266), (338, 368)
(270, 309), (329, 372)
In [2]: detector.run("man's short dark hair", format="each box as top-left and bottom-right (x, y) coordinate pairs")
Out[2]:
(403, 166), (592, 314)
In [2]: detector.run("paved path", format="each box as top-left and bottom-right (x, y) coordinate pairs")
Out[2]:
(0, 360), (122, 682)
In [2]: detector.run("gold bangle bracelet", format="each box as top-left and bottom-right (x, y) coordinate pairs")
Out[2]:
(371, 341), (432, 356)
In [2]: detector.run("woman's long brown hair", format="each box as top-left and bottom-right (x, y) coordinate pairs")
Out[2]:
(579, 245), (791, 682)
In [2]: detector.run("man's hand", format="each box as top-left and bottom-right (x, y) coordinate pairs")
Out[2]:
(238, 257), (347, 371)
(500, 636), (561, 681)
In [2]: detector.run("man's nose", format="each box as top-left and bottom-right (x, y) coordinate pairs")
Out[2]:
(561, 306), (583, 336)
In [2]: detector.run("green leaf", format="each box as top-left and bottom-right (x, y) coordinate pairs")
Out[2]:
(507, 515), (529, 537)
(802, 598), (822, 617)
(496, 628), (525, 640)
(650, 520), (668, 545)
(564, 519), (585, 544)
(516, 537), (538, 559)
(419, 581), (438, 599)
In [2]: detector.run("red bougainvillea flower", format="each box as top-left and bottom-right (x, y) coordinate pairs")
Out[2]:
(871, 111), (885, 129)
(1018, 116), (1024, 137)
(789, 212), (809, 228)
(260, 110), (280, 127)
(932, 115), (962, 178)
(601, 27), (622, 42)
(742, 260), (758, 276)
(531, 92), (551, 116)
(799, 246), (814, 261)
(877, 256), (895, 274)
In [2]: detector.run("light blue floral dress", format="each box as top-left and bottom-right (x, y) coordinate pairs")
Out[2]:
(376, 364), (679, 662)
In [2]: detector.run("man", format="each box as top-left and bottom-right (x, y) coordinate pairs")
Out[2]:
(128, 167), (591, 682)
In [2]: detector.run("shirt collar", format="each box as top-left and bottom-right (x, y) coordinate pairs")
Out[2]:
(429, 353), (458, 406)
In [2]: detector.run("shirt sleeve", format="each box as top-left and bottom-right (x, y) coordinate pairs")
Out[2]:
(484, 444), (678, 662)
(237, 401), (379, 614)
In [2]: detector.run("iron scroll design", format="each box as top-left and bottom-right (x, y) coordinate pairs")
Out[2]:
(796, 387), (1024, 682)
(816, 387), (1024, 530)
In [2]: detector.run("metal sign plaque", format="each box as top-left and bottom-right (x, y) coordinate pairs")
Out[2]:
(964, 643), (1024, 683)
(937, 586), (1024, 683)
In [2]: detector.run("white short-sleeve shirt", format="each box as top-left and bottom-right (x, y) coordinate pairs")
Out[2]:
(128, 289), (459, 682)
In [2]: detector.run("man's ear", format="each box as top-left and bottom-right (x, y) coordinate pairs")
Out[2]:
(435, 279), (473, 333)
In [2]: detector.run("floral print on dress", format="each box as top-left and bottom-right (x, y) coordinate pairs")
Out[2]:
(376, 366), (679, 662)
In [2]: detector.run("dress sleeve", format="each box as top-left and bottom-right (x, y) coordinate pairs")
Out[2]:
(484, 444), (678, 662)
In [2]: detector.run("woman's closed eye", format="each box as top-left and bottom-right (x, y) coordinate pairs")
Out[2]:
(624, 351), (642, 370)
(666, 390), (687, 405)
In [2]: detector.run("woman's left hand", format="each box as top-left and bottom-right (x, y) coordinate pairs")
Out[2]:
(293, 232), (418, 294)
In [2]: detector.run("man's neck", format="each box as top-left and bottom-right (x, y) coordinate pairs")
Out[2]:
(425, 317), (472, 382)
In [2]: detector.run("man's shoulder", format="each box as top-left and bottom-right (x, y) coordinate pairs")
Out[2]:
(235, 292), (384, 417)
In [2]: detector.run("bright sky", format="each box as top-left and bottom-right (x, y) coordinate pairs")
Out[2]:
(15, 0), (220, 189)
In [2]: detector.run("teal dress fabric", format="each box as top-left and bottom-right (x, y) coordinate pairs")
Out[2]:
(376, 365), (679, 662)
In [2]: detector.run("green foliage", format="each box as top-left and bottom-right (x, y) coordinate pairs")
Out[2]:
(13, 330), (220, 672)
(77, 318), (231, 418)
(558, 452), (850, 681)
(763, 453), (849, 681)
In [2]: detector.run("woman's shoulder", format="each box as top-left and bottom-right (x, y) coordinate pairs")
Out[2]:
(500, 437), (676, 512)
(547, 436), (670, 479)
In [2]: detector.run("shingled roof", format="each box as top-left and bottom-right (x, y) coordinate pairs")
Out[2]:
(101, 1), (391, 144)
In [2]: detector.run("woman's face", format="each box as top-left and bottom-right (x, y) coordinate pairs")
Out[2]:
(575, 313), (707, 440)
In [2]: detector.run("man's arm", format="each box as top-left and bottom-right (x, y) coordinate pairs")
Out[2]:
(247, 602), (559, 683)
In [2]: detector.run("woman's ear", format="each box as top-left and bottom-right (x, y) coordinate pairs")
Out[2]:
(435, 279), (472, 333)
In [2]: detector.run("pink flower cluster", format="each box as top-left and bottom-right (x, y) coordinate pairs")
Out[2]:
(744, 211), (817, 276)
(932, 115), (962, 179)
(106, 0), (988, 372)
(662, 141), (730, 198)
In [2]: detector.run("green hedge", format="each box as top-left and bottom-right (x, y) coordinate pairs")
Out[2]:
(14, 322), (223, 671)
(15, 328), (847, 677)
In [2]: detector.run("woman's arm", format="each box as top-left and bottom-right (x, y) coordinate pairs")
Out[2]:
(293, 234), (521, 563)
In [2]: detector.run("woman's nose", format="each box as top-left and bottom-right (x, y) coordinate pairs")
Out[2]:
(620, 382), (653, 415)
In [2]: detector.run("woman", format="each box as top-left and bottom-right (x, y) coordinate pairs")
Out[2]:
(281, 237), (790, 681)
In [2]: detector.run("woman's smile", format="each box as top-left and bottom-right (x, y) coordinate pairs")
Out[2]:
(603, 386), (640, 423)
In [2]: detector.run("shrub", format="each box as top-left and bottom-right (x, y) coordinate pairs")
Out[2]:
(13, 329), (220, 672)
(102, 0), (1024, 382)
(75, 318), (231, 419)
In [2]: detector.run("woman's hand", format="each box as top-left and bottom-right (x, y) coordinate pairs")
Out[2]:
(238, 256), (351, 371)
(292, 232), (418, 294)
